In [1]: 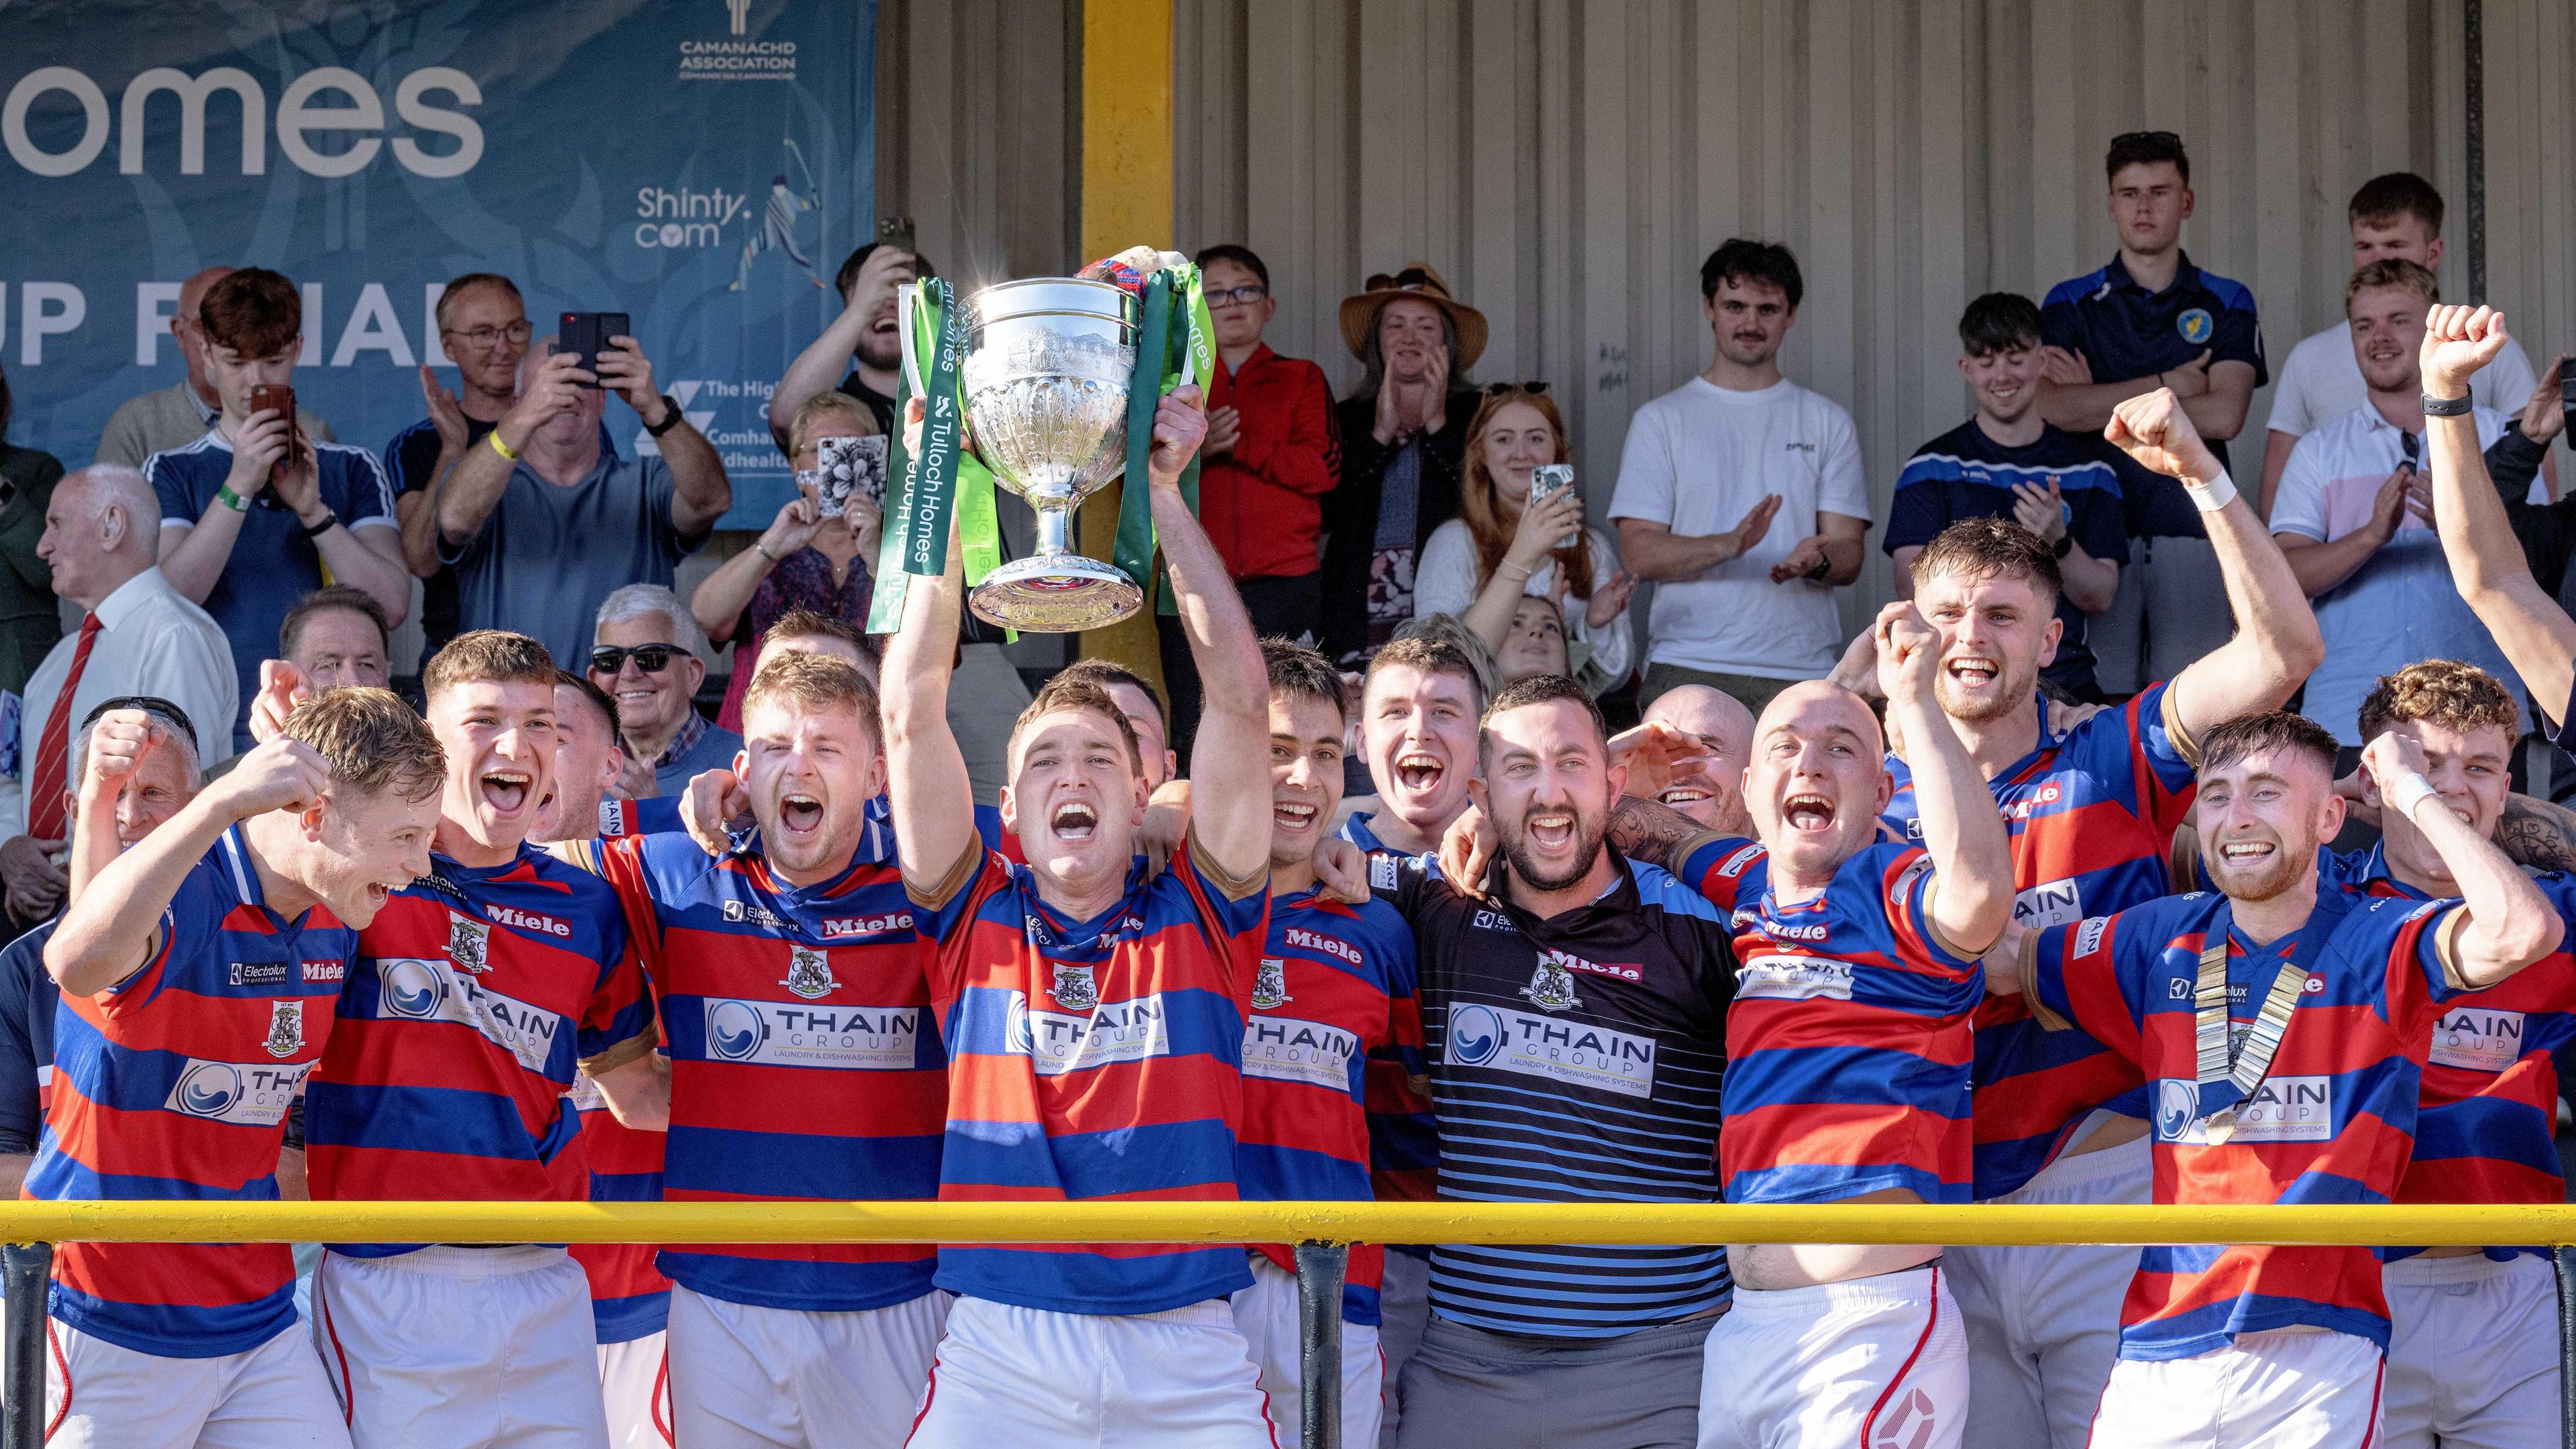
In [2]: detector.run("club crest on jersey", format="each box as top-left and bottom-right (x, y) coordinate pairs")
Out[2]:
(1519, 954), (1584, 1012)
(1252, 957), (1291, 1011)
(1051, 963), (1099, 1011)
(447, 914), (492, 975)
(263, 1001), (304, 1059)
(781, 945), (837, 1000)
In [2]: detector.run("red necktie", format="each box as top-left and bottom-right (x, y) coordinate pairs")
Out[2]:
(28, 613), (103, 843)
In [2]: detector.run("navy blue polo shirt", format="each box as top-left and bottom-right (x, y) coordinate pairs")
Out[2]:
(0, 922), (58, 1156)
(2039, 252), (2266, 539)
(1886, 420), (2129, 697)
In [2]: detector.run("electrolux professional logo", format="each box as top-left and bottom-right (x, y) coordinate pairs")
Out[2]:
(680, 1), (796, 81)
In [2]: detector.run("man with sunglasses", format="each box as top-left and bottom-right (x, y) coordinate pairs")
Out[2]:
(589, 585), (742, 800)
(2268, 260), (2553, 752)
(2037, 130), (2266, 694)
(386, 274), (536, 658)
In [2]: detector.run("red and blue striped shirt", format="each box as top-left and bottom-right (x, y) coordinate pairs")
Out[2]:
(1721, 842), (1982, 1206)
(1236, 888), (1419, 1326)
(566, 1071), (670, 1343)
(909, 838), (1268, 1315)
(305, 847), (655, 1252)
(2026, 888), (2463, 1358)
(592, 827), (945, 1312)
(1338, 813), (1440, 1207)
(1884, 684), (2198, 1197)
(33, 825), (354, 1356)
(2324, 847), (2576, 1252)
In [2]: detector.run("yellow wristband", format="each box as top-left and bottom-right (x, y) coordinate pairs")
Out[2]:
(487, 430), (521, 462)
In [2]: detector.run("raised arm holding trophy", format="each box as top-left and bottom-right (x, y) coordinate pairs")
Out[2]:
(869, 245), (1215, 634)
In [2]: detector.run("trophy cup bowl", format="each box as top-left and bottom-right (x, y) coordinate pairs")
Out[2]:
(959, 278), (1144, 631)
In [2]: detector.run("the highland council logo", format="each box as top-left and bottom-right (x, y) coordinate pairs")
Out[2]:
(682, 0), (796, 80)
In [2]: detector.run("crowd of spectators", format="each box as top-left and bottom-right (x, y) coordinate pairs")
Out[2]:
(0, 136), (2560, 930)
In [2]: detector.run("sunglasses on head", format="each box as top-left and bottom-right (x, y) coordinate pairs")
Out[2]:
(590, 644), (678, 676)
(1366, 268), (1440, 294)
(80, 694), (198, 747)
(1483, 381), (1550, 397)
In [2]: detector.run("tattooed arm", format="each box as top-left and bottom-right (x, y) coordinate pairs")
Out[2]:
(1609, 795), (1732, 875)
(2497, 793), (2576, 874)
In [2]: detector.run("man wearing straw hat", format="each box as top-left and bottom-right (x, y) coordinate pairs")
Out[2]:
(1320, 264), (1489, 669)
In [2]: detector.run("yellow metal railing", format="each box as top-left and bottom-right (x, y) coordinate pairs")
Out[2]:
(0, 1199), (2567, 1245)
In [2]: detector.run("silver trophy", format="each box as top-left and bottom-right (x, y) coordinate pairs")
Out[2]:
(955, 277), (1144, 631)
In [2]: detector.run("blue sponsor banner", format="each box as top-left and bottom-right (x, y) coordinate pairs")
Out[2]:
(0, 0), (873, 524)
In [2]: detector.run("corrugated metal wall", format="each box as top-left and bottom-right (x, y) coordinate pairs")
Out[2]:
(876, 0), (2576, 637)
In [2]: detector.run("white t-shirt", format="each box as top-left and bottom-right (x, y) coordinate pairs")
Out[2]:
(1607, 376), (1870, 680)
(2267, 322), (2536, 436)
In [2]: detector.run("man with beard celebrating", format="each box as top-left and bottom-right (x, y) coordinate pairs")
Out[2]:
(580, 650), (948, 1448)
(1368, 674), (1745, 1449)
(299, 633), (658, 1449)
(1991, 710), (2563, 1445)
(1818, 388), (2320, 1449)
(1692, 604), (2015, 1449)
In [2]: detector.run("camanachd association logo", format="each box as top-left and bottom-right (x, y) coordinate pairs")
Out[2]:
(680, 0), (796, 81)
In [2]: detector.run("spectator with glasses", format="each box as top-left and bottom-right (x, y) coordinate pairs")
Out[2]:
(1413, 383), (1635, 696)
(1320, 263), (1487, 667)
(386, 274), (538, 657)
(1191, 244), (1340, 640)
(96, 266), (337, 470)
(587, 583), (739, 798)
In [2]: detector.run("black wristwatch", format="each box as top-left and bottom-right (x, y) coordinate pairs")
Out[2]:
(2052, 534), (2074, 559)
(2421, 391), (2474, 417)
(299, 509), (339, 540)
(645, 395), (684, 437)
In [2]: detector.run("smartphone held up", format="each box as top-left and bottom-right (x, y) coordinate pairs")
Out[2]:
(246, 382), (305, 486)
(1530, 463), (1580, 549)
(558, 312), (629, 388)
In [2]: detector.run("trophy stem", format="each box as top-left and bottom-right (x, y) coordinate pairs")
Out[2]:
(1033, 507), (1073, 557)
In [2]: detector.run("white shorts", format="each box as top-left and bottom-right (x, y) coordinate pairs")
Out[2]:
(904, 1294), (1279, 1449)
(598, 1329), (672, 1449)
(1375, 1249), (1430, 1449)
(313, 1244), (609, 1449)
(2088, 1328), (2383, 1448)
(668, 1283), (948, 1448)
(1948, 1132), (2150, 1449)
(1695, 1263), (1968, 1449)
(45, 1317), (352, 1449)
(1230, 1253), (1383, 1449)
(2382, 1252), (2557, 1449)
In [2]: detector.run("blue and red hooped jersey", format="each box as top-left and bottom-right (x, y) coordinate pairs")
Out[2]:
(305, 847), (654, 1252)
(594, 828), (945, 1313)
(566, 1071), (670, 1343)
(910, 837), (1268, 1316)
(1884, 684), (2199, 1198)
(1339, 813), (1440, 1206)
(2324, 849), (2576, 1248)
(2026, 888), (2462, 1359)
(1235, 888), (1419, 1325)
(1721, 843), (1982, 1206)
(32, 826), (355, 1357)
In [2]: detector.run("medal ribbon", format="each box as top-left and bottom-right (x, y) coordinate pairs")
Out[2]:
(866, 279), (977, 630)
(1109, 264), (1215, 614)
(2191, 888), (2352, 1134)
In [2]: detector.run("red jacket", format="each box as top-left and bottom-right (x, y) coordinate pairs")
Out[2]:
(1197, 344), (1340, 579)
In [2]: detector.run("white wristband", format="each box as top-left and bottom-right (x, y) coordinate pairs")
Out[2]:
(2184, 470), (2239, 513)
(2387, 771), (2440, 822)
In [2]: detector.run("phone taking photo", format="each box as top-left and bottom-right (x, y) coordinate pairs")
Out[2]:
(877, 215), (916, 257)
(812, 435), (890, 519)
(246, 382), (304, 486)
(1529, 464), (1580, 549)
(557, 312), (629, 389)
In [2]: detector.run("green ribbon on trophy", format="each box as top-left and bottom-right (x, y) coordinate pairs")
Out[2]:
(866, 278), (1010, 636)
(1110, 265), (1216, 615)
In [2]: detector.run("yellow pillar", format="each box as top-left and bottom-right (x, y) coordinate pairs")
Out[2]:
(1075, 0), (1173, 694)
